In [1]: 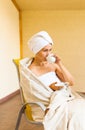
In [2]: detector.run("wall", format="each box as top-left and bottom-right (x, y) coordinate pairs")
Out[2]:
(0, 0), (20, 99)
(21, 10), (85, 91)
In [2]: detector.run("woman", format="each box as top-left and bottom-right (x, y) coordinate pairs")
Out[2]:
(20, 31), (85, 130)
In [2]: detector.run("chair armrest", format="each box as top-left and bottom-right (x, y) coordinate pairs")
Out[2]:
(19, 102), (46, 124)
(27, 102), (46, 111)
(15, 101), (44, 130)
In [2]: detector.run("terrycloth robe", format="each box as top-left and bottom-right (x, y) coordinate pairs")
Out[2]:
(19, 57), (85, 130)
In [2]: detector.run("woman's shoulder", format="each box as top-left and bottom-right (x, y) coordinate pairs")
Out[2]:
(47, 62), (58, 71)
(50, 62), (61, 73)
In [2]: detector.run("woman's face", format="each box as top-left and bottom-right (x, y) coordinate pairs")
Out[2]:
(35, 44), (52, 61)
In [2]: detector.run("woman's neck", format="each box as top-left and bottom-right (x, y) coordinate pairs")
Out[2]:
(33, 58), (47, 66)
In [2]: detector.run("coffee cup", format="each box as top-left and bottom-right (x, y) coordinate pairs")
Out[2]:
(46, 54), (56, 63)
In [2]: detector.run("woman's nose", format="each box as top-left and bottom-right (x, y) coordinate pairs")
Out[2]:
(47, 51), (51, 55)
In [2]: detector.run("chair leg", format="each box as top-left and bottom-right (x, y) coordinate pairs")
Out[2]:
(15, 105), (26, 130)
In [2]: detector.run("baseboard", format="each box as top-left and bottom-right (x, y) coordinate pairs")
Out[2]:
(0, 89), (20, 104)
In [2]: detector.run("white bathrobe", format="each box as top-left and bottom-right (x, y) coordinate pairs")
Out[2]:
(19, 57), (85, 130)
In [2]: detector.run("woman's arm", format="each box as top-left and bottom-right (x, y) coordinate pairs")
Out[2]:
(49, 82), (64, 91)
(55, 56), (74, 86)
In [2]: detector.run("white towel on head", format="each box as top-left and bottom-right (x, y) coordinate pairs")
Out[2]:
(28, 31), (53, 54)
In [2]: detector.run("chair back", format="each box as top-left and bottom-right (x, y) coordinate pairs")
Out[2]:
(13, 59), (33, 121)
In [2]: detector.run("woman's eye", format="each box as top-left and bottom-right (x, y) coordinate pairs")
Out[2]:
(43, 49), (48, 52)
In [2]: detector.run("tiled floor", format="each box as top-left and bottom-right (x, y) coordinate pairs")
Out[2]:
(0, 94), (44, 130)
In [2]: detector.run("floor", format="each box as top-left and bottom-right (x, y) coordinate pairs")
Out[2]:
(0, 92), (85, 130)
(0, 93), (44, 130)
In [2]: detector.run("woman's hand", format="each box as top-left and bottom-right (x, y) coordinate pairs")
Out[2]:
(49, 82), (64, 91)
(53, 54), (61, 63)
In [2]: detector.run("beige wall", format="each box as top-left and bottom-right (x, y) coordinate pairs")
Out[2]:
(21, 10), (85, 92)
(0, 0), (20, 99)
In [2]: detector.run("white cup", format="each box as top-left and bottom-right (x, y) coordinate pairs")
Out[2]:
(46, 54), (56, 63)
